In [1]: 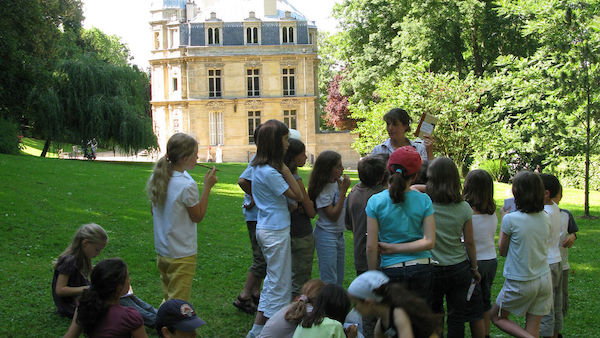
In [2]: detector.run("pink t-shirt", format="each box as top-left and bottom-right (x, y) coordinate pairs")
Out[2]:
(92, 304), (143, 338)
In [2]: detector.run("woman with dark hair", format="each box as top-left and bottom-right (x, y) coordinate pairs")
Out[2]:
(426, 157), (482, 338)
(284, 138), (317, 297)
(247, 119), (304, 338)
(348, 270), (442, 338)
(64, 258), (146, 338)
(293, 284), (356, 338)
(371, 108), (433, 162)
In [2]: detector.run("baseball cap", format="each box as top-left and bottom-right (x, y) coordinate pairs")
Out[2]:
(289, 128), (302, 140)
(156, 299), (206, 333)
(387, 146), (422, 177)
(347, 271), (390, 302)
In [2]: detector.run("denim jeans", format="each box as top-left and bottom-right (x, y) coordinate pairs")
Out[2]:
(382, 263), (433, 307)
(432, 260), (478, 338)
(120, 295), (157, 328)
(314, 227), (345, 285)
(256, 228), (292, 318)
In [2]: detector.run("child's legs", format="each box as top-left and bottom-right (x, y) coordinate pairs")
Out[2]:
(442, 261), (472, 338)
(335, 231), (345, 286)
(540, 262), (563, 337)
(247, 221), (267, 281)
(491, 303), (534, 338)
(291, 233), (315, 298)
(256, 228), (292, 318)
(314, 227), (339, 285)
(525, 313), (543, 338)
(479, 258), (498, 335)
(157, 254), (196, 302)
(120, 295), (157, 328)
(561, 268), (569, 318)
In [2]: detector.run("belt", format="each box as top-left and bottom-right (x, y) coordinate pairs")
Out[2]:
(384, 257), (432, 268)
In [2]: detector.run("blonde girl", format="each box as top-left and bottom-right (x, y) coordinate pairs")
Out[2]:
(247, 119), (303, 338)
(147, 132), (217, 302)
(308, 151), (351, 286)
(52, 223), (107, 318)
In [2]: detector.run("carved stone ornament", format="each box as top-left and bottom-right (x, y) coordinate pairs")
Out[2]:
(280, 99), (299, 107)
(280, 60), (298, 67)
(245, 99), (263, 108)
(206, 101), (225, 109)
(245, 62), (262, 68)
(205, 63), (224, 68)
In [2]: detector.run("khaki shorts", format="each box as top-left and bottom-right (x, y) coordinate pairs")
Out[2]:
(496, 272), (552, 317)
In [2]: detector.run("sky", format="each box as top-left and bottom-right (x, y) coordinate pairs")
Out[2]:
(82, 0), (342, 70)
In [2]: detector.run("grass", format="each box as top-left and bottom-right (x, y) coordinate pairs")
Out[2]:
(0, 150), (599, 336)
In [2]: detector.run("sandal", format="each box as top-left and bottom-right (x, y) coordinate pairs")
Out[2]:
(233, 295), (257, 314)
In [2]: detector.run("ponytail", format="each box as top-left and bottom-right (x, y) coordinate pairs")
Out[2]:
(286, 279), (325, 323)
(388, 165), (413, 203)
(147, 156), (173, 206)
(77, 287), (108, 335)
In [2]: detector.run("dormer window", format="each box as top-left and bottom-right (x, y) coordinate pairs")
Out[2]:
(205, 12), (223, 46)
(244, 12), (261, 45)
(207, 27), (220, 44)
(280, 12), (297, 45)
(282, 26), (294, 43)
(246, 27), (259, 44)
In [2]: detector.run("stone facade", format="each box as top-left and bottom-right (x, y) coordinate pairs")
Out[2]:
(149, 0), (360, 167)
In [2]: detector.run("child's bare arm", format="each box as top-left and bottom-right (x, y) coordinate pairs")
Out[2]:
(366, 216), (380, 270)
(498, 231), (510, 257)
(55, 274), (89, 297)
(378, 214), (436, 253)
(186, 167), (218, 223)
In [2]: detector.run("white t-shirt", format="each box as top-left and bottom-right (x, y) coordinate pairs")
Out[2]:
(315, 182), (346, 233)
(472, 213), (498, 260)
(252, 164), (290, 231)
(544, 202), (562, 264)
(152, 170), (200, 258)
(559, 210), (570, 270)
(501, 210), (550, 281)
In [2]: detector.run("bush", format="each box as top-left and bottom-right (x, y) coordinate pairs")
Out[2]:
(545, 155), (600, 191)
(0, 117), (21, 154)
(472, 159), (510, 183)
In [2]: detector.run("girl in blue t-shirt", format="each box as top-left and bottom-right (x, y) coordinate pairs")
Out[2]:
(365, 146), (436, 304)
(247, 119), (303, 338)
(308, 151), (351, 286)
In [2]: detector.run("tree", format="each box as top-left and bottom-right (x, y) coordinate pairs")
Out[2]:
(324, 73), (356, 130)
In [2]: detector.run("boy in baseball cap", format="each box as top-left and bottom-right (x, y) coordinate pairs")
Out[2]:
(156, 299), (206, 337)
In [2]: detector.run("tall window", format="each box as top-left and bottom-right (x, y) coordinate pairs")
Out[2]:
(282, 26), (294, 43)
(209, 112), (224, 145)
(208, 27), (220, 45)
(248, 111), (261, 144)
(246, 27), (259, 44)
(172, 77), (178, 92)
(284, 110), (297, 130)
(247, 69), (260, 97)
(282, 68), (295, 96)
(208, 69), (222, 98)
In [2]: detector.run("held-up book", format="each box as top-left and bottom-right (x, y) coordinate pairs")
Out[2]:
(414, 112), (439, 138)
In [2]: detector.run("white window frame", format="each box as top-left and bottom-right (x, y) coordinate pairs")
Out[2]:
(284, 110), (297, 130)
(280, 24), (297, 44)
(209, 112), (224, 145)
(247, 111), (261, 144)
(206, 25), (222, 45)
(247, 68), (260, 97)
(282, 68), (295, 96)
(208, 69), (222, 98)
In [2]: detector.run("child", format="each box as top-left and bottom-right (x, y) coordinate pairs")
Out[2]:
(53, 223), (108, 318)
(147, 132), (218, 302)
(247, 120), (303, 338)
(284, 138), (317, 298)
(308, 151), (351, 286)
(552, 185), (578, 338)
(365, 146), (435, 304)
(155, 299), (206, 338)
(539, 173), (564, 338)
(259, 279), (326, 338)
(348, 270), (442, 338)
(427, 157), (482, 337)
(234, 124), (265, 314)
(293, 284), (357, 338)
(63, 258), (146, 337)
(345, 155), (386, 276)
(463, 169), (498, 337)
(52, 223), (157, 327)
(491, 171), (552, 337)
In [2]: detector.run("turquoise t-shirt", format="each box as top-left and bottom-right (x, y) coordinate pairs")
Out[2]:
(430, 201), (473, 266)
(365, 190), (434, 268)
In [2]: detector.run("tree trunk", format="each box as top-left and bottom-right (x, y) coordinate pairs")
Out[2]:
(471, 25), (483, 78)
(584, 70), (591, 217)
(41, 139), (50, 158)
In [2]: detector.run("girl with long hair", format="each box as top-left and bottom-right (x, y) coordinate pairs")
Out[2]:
(147, 132), (218, 302)
(64, 258), (146, 337)
(308, 151), (351, 286)
(247, 119), (303, 338)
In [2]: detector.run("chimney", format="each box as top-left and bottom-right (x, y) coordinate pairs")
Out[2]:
(186, 1), (196, 22)
(264, 0), (277, 17)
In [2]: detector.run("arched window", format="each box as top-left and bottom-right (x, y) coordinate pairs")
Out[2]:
(288, 27), (294, 43)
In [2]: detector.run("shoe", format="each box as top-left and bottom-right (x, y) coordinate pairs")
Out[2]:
(233, 295), (257, 314)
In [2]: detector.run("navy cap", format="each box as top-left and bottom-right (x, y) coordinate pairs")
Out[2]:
(156, 299), (206, 332)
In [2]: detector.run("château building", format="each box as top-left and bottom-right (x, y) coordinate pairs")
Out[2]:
(149, 0), (359, 166)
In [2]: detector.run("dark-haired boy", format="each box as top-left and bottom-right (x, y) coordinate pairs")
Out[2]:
(345, 155), (387, 276)
(539, 173), (563, 338)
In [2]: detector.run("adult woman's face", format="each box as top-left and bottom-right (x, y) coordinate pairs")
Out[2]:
(386, 119), (409, 142)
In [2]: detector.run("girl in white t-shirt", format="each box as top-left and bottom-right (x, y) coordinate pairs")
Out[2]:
(146, 133), (217, 302)
(463, 169), (498, 337)
(308, 151), (351, 286)
(491, 171), (552, 337)
(247, 120), (303, 338)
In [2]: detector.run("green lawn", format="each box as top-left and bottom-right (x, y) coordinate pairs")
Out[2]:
(0, 153), (598, 337)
